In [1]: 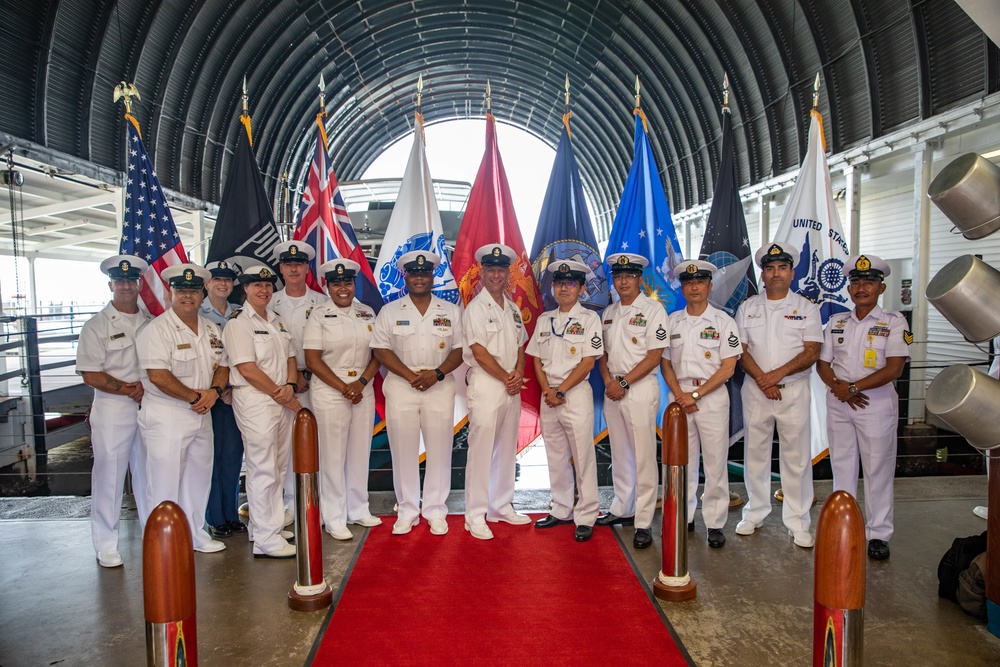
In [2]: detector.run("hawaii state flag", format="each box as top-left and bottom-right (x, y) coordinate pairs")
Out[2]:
(119, 113), (187, 316)
(772, 107), (851, 462)
(453, 114), (544, 452)
(605, 110), (686, 430)
(530, 118), (610, 440)
(700, 101), (757, 446)
(374, 113), (459, 305)
(293, 113), (383, 314)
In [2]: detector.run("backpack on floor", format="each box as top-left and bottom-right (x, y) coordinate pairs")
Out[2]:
(937, 531), (987, 602)
(957, 552), (988, 620)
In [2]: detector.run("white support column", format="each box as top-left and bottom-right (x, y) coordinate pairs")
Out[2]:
(758, 194), (770, 246)
(192, 210), (206, 264)
(27, 256), (38, 315)
(845, 165), (862, 255)
(684, 216), (692, 259)
(908, 143), (934, 424)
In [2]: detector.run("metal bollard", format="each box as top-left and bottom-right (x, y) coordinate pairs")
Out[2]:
(144, 500), (198, 666)
(288, 408), (333, 612)
(814, 490), (866, 666)
(653, 402), (696, 602)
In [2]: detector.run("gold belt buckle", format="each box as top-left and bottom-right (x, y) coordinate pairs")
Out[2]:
(347, 370), (358, 377)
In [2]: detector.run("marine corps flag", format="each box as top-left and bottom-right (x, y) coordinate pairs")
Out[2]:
(453, 113), (544, 452)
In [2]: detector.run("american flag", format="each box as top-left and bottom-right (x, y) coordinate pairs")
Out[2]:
(293, 116), (382, 313)
(118, 115), (187, 316)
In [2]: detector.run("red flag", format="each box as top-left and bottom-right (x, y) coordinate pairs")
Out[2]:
(453, 114), (544, 452)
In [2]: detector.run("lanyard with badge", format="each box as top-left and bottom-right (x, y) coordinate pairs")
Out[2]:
(864, 330), (877, 368)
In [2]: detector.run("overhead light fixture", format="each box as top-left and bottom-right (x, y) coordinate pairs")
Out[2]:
(981, 148), (1000, 159)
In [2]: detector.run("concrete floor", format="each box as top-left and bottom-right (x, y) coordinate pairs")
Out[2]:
(1, 478), (998, 666)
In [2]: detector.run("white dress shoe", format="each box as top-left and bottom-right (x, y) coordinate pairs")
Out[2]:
(280, 530), (294, 540)
(429, 518), (449, 535)
(789, 530), (814, 548)
(253, 543), (296, 559)
(283, 509), (294, 527)
(465, 522), (494, 540)
(97, 549), (123, 568)
(486, 512), (531, 525)
(392, 519), (416, 535)
(194, 539), (226, 554)
(327, 526), (353, 540)
(735, 520), (759, 536)
(973, 506), (988, 520)
(349, 515), (383, 527)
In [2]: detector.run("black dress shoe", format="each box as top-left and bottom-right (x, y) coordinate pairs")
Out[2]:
(707, 528), (726, 548)
(596, 513), (635, 527)
(688, 521), (695, 533)
(867, 539), (890, 561)
(535, 514), (573, 529)
(211, 524), (232, 538)
(633, 528), (653, 549)
(227, 520), (248, 533)
(574, 525), (593, 542)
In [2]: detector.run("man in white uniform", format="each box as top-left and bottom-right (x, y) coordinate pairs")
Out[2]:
(526, 260), (603, 542)
(270, 240), (327, 522)
(817, 255), (910, 561)
(304, 258), (382, 540)
(76, 255), (152, 568)
(371, 251), (464, 536)
(661, 261), (741, 548)
(735, 243), (822, 549)
(462, 244), (530, 541)
(223, 265), (302, 559)
(597, 253), (669, 550)
(137, 264), (228, 554)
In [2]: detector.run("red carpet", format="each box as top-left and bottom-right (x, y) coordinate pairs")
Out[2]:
(310, 514), (690, 666)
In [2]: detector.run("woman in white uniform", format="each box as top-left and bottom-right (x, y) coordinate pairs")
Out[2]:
(304, 259), (381, 540)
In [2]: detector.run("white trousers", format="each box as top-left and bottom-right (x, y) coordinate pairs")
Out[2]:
(232, 387), (294, 554)
(603, 374), (660, 529)
(283, 389), (313, 512)
(681, 384), (730, 530)
(89, 394), (147, 553)
(464, 369), (520, 525)
(540, 382), (599, 526)
(741, 379), (813, 532)
(139, 397), (214, 549)
(383, 373), (455, 523)
(312, 381), (375, 530)
(827, 386), (898, 541)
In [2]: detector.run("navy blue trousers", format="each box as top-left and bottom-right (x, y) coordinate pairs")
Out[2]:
(206, 400), (244, 526)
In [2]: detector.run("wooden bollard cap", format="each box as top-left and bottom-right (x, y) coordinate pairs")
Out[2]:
(662, 402), (687, 466)
(143, 501), (196, 623)
(293, 408), (320, 474)
(814, 490), (866, 610)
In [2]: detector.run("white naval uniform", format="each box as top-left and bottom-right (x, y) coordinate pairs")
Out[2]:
(271, 287), (328, 508)
(462, 289), (527, 526)
(76, 303), (153, 553)
(601, 293), (669, 529)
(370, 295), (464, 524)
(526, 303), (603, 527)
(136, 309), (226, 549)
(821, 305), (910, 542)
(222, 308), (297, 555)
(664, 304), (741, 529)
(736, 292), (822, 533)
(303, 300), (377, 531)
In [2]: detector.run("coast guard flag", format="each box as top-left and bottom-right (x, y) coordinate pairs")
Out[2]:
(293, 113), (383, 313)
(119, 113), (187, 316)
(772, 108), (851, 462)
(374, 113), (459, 304)
(530, 119), (610, 439)
(452, 114), (544, 452)
(700, 102), (757, 446)
(605, 111), (686, 430)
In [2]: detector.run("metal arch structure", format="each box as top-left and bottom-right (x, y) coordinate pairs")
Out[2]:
(1, 0), (997, 236)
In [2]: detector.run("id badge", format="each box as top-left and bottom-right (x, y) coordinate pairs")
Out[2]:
(863, 348), (877, 368)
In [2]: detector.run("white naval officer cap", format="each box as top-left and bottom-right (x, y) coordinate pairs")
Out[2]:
(100, 254), (147, 279)
(396, 251), (441, 273)
(271, 240), (316, 263)
(843, 254), (890, 281)
(677, 260), (718, 281)
(606, 253), (649, 274)
(161, 264), (212, 289)
(319, 258), (361, 282)
(476, 244), (517, 267)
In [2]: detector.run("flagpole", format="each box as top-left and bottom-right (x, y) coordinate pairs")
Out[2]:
(633, 74), (647, 133)
(563, 74), (572, 139)
(415, 73), (425, 137)
(485, 79), (491, 115)
(812, 72), (821, 109)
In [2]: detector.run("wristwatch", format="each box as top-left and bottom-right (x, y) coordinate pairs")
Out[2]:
(358, 376), (369, 386)
(618, 377), (630, 390)
(555, 388), (566, 400)
(848, 383), (859, 395)
(691, 390), (701, 401)
(286, 381), (298, 393)
(211, 385), (223, 396)
(434, 368), (445, 382)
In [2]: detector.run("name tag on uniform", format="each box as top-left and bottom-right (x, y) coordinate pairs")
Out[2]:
(324, 314), (338, 318)
(109, 332), (125, 340)
(253, 330), (269, 335)
(670, 334), (681, 340)
(176, 343), (191, 350)
(396, 320), (410, 326)
(864, 348), (877, 368)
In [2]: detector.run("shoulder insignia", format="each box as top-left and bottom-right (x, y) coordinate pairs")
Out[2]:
(228, 310), (241, 320)
(590, 333), (603, 350)
(728, 332), (740, 348)
(903, 330), (913, 345)
(656, 324), (667, 341)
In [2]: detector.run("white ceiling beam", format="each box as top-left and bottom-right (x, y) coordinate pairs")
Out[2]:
(1, 192), (117, 224)
(30, 224), (120, 251)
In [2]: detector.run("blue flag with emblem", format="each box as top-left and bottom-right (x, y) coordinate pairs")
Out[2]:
(605, 111), (685, 429)
(529, 119), (611, 439)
